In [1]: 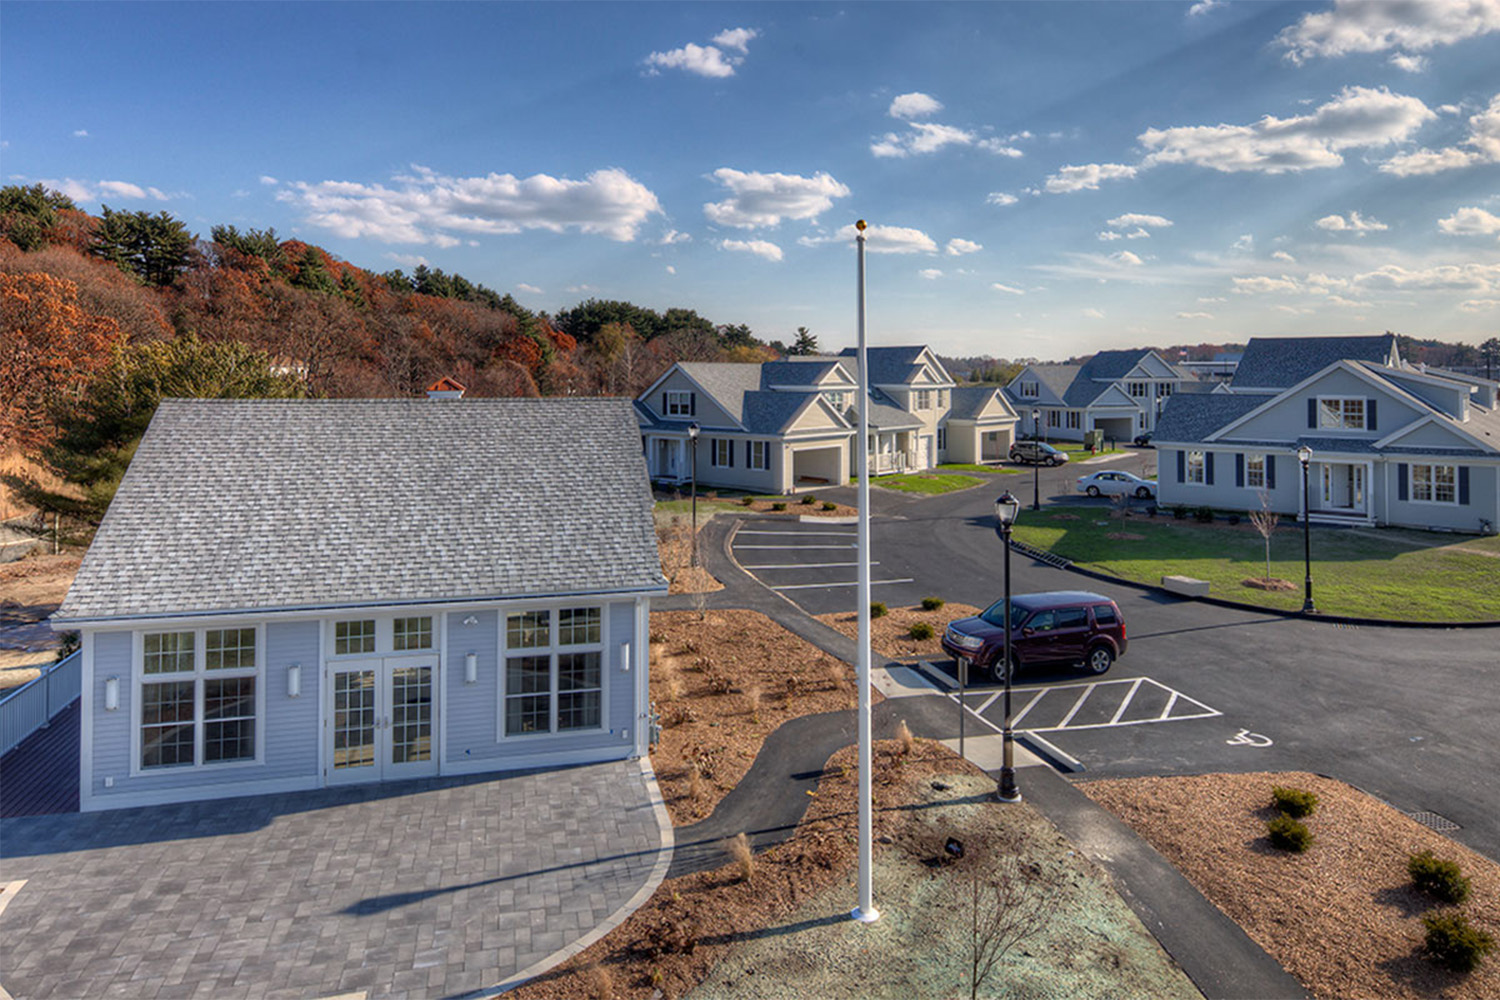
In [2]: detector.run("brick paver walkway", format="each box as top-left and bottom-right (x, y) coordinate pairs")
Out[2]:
(0, 760), (667, 998)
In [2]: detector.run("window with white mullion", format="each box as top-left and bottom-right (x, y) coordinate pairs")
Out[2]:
(1412, 463), (1457, 504)
(1317, 396), (1365, 431)
(139, 626), (258, 770)
(1246, 455), (1266, 489)
(502, 606), (605, 737)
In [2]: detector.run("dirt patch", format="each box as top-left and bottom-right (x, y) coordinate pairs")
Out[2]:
(1106, 532), (1146, 541)
(1241, 577), (1298, 592)
(0, 552), (79, 610)
(657, 517), (726, 597)
(728, 497), (857, 518)
(649, 609), (880, 825)
(1051, 513), (1080, 521)
(1081, 771), (1500, 1000)
(512, 742), (1196, 1000)
(815, 603), (982, 663)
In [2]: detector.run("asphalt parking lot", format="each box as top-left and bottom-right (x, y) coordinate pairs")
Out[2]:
(729, 520), (927, 615)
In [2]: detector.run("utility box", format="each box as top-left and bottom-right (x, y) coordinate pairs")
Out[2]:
(1084, 429), (1104, 452)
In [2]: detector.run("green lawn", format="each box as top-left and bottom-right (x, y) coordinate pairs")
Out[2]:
(1010, 509), (1500, 622)
(874, 472), (984, 495)
(936, 463), (1026, 474)
(652, 498), (745, 528)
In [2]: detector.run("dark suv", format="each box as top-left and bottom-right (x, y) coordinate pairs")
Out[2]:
(940, 590), (1127, 680)
(1009, 440), (1069, 466)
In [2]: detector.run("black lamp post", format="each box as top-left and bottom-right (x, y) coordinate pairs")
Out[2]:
(994, 491), (1022, 803)
(1298, 445), (1315, 614)
(689, 422), (700, 567)
(1030, 408), (1041, 510)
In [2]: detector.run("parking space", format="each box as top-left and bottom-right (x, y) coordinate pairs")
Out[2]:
(729, 521), (920, 615)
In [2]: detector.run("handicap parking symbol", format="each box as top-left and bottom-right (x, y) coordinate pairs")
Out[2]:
(1226, 729), (1273, 748)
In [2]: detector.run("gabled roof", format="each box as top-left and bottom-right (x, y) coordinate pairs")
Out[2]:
(55, 398), (668, 623)
(837, 345), (953, 386)
(1153, 393), (1271, 443)
(1023, 364), (1081, 400)
(1074, 349), (1157, 382)
(759, 359), (852, 389)
(949, 386), (1018, 422)
(1230, 334), (1397, 390)
(741, 390), (848, 435)
(674, 362), (764, 424)
(866, 388), (924, 429)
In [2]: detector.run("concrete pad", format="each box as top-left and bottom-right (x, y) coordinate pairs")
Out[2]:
(940, 733), (1046, 770)
(1161, 575), (1210, 597)
(872, 664), (943, 698)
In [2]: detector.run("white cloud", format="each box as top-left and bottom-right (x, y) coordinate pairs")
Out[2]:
(945, 238), (982, 256)
(712, 27), (758, 53)
(1352, 262), (1500, 292)
(1111, 250), (1144, 266)
(72, 129), (88, 138)
(1043, 162), (1137, 193)
(1232, 274), (1301, 294)
(1107, 212), (1174, 230)
(1315, 211), (1389, 233)
(1176, 311), (1214, 319)
(889, 92), (943, 120)
(259, 175), (278, 186)
(1198, 296), (1227, 303)
(991, 282), (1025, 295)
(1389, 52), (1429, 72)
(977, 138), (1024, 157)
(1272, 250), (1298, 262)
(516, 282), (543, 294)
(702, 168), (850, 228)
(659, 229), (693, 244)
(1187, 0), (1223, 16)
(279, 164), (663, 244)
(798, 223), (938, 254)
(986, 192), (1019, 207)
(645, 42), (737, 78)
(1140, 86), (1434, 174)
(1459, 298), (1500, 312)
(1277, 0), (1500, 64)
(1232, 234), (1255, 250)
(1438, 206), (1500, 238)
(37, 177), (172, 203)
(720, 238), (783, 262)
(383, 252), (431, 268)
(1083, 307), (1106, 319)
(665, 265), (676, 275)
(1381, 94), (1500, 176)
(872, 121), (979, 158)
(919, 268), (943, 280)
(1097, 231), (1123, 242)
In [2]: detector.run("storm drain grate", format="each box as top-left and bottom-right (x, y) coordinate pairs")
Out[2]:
(1407, 810), (1461, 832)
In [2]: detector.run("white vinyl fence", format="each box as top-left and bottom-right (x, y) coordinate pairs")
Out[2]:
(0, 650), (81, 756)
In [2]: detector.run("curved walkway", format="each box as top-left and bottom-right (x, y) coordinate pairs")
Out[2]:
(0, 759), (672, 999)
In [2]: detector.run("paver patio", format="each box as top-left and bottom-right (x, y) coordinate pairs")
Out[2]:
(0, 759), (669, 999)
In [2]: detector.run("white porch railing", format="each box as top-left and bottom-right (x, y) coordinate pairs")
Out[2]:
(869, 452), (914, 474)
(0, 649), (81, 757)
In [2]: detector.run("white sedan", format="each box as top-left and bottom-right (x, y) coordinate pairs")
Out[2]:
(1075, 470), (1157, 499)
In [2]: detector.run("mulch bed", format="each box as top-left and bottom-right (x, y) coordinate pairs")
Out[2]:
(815, 602), (982, 663)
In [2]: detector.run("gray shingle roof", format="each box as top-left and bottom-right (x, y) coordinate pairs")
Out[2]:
(1074, 349), (1154, 382)
(837, 346), (952, 386)
(866, 389), (924, 430)
(1152, 393), (1271, 443)
(1231, 334), (1396, 389)
(949, 386), (1013, 421)
(1029, 364), (1081, 400)
(759, 360), (847, 388)
(675, 362), (764, 423)
(56, 398), (668, 623)
(741, 391), (839, 435)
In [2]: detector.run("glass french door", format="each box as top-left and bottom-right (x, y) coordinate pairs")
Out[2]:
(327, 655), (438, 783)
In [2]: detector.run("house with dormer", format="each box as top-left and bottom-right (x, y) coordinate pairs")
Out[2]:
(1003, 349), (1190, 443)
(1154, 334), (1500, 533)
(635, 345), (1017, 491)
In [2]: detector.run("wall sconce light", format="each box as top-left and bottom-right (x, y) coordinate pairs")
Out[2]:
(104, 676), (120, 712)
(462, 615), (479, 626)
(619, 642), (631, 672)
(464, 652), (478, 684)
(287, 663), (302, 698)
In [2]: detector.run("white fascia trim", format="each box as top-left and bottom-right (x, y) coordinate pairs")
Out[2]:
(635, 364), (684, 414)
(1205, 360), (1418, 443)
(919, 347), (958, 386)
(1386, 363), (1485, 392)
(82, 774), (320, 812)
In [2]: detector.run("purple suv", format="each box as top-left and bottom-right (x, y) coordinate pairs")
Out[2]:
(940, 590), (1128, 681)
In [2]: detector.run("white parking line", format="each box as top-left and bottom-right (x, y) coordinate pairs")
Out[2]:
(740, 561), (880, 570)
(1109, 677), (1145, 725)
(976, 691), (1003, 714)
(955, 676), (1222, 740)
(735, 545), (855, 550)
(1055, 683), (1098, 729)
(1009, 688), (1048, 729)
(771, 578), (915, 591)
(737, 530), (855, 537)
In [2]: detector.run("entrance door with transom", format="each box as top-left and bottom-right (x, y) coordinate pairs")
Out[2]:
(327, 655), (439, 784)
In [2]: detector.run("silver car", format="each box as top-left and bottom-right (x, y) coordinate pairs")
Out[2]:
(1075, 470), (1157, 499)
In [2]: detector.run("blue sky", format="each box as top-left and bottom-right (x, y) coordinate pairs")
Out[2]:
(3, 1), (1498, 358)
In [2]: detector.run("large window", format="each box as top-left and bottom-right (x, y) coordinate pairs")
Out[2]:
(1318, 397), (1365, 430)
(139, 627), (258, 770)
(748, 440), (769, 470)
(1047, 410), (1061, 428)
(1246, 454), (1266, 489)
(665, 391), (693, 417)
(713, 439), (733, 467)
(1186, 450), (1205, 484)
(915, 389), (932, 410)
(502, 607), (604, 737)
(1412, 464), (1457, 504)
(1066, 411), (1081, 430)
(1128, 381), (1147, 398)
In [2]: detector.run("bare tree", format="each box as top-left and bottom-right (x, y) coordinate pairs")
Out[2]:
(969, 857), (1059, 999)
(1250, 490), (1277, 583)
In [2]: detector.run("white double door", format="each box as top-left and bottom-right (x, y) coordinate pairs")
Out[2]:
(326, 655), (439, 784)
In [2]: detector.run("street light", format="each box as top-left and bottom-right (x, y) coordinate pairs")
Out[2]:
(1030, 409), (1041, 511)
(993, 491), (1022, 803)
(1297, 445), (1315, 614)
(688, 422), (700, 567)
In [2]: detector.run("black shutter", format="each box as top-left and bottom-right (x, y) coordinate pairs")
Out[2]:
(1267, 455), (1277, 489)
(662, 392), (669, 414)
(1308, 398), (1317, 428)
(689, 393), (696, 416)
(709, 438), (717, 467)
(1177, 450), (1185, 483)
(1367, 398), (1377, 431)
(1398, 463), (1408, 501)
(745, 440), (751, 468)
(1206, 452), (1215, 486)
(1459, 466), (1470, 505)
(728, 439), (734, 467)
(1235, 453), (1244, 488)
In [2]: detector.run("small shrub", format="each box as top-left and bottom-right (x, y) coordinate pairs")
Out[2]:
(727, 832), (754, 881)
(1226, 513), (1241, 525)
(822, 501), (837, 511)
(1271, 785), (1319, 819)
(740, 495), (755, 506)
(772, 502), (787, 511)
(687, 761), (704, 801)
(909, 622), (935, 640)
(784, 674), (802, 698)
(1409, 851), (1472, 904)
(1266, 814), (1314, 852)
(1172, 504), (1188, 520)
(582, 962), (614, 1000)
(1423, 911), (1494, 972)
(800, 494), (816, 505)
(1194, 505), (1215, 523)
(826, 661), (853, 695)
(706, 673), (732, 695)
(705, 490), (718, 501)
(896, 719), (915, 755)
(870, 601), (888, 619)
(921, 596), (946, 611)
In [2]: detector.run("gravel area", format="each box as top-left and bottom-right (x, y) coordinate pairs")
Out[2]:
(1081, 771), (1500, 999)
(816, 602), (983, 663)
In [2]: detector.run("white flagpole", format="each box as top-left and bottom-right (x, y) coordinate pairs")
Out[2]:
(852, 219), (879, 924)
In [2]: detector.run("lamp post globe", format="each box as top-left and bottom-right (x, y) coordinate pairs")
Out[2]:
(1297, 445), (1315, 614)
(993, 491), (1022, 803)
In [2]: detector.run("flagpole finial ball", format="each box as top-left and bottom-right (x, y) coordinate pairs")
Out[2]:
(856, 219), (867, 231)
